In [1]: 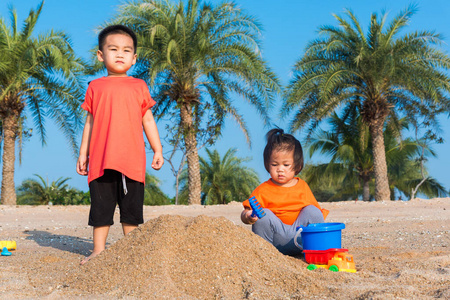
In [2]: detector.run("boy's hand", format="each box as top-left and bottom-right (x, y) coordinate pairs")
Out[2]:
(151, 152), (164, 170)
(76, 155), (89, 176)
(241, 209), (258, 225)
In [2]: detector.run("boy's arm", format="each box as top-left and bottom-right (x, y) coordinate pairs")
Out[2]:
(143, 109), (163, 170)
(76, 112), (93, 176)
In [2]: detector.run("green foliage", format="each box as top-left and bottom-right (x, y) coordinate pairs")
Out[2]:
(111, 0), (280, 203)
(388, 159), (447, 199)
(144, 172), (173, 205)
(304, 108), (375, 201)
(302, 115), (448, 201)
(285, 5), (450, 131)
(178, 148), (259, 205)
(16, 175), (90, 205)
(284, 5), (450, 200)
(385, 127), (448, 199)
(0, 1), (87, 204)
(115, 0), (281, 135)
(299, 165), (343, 202)
(0, 1), (87, 150)
(17, 172), (174, 206)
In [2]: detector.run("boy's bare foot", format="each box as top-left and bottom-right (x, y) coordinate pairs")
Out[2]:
(80, 251), (101, 265)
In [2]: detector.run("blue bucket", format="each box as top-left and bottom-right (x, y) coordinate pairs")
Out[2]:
(296, 223), (345, 250)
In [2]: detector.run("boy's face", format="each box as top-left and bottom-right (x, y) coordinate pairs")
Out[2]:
(268, 149), (297, 187)
(97, 33), (137, 76)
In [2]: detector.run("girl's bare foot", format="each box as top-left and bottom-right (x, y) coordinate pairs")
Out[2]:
(80, 251), (101, 265)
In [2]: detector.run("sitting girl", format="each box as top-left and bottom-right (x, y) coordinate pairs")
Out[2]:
(241, 128), (329, 255)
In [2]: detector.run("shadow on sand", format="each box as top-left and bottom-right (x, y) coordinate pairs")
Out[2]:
(24, 230), (92, 256)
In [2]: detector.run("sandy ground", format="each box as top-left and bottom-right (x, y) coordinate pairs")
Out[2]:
(0, 198), (448, 299)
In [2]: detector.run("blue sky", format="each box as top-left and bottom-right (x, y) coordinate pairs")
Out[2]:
(1, 0), (449, 198)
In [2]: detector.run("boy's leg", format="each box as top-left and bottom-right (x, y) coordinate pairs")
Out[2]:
(93, 225), (110, 253)
(81, 225), (110, 265)
(118, 174), (144, 232)
(122, 223), (138, 235)
(83, 170), (120, 265)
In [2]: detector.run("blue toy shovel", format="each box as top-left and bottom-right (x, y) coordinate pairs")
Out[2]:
(249, 196), (266, 219)
(1, 247), (11, 256)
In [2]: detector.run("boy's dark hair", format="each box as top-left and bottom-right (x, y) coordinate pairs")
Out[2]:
(263, 128), (304, 174)
(98, 24), (137, 53)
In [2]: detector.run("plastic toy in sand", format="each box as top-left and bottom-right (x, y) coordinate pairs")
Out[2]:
(294, 223), (357, 273)
(248, 196), (266, 219)
(0, 240), (16, 250)
(1, 247), (12, 256)
(304, 248), (356, 273)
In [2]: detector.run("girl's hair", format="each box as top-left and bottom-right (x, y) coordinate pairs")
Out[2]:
(263, 128), (304, 174)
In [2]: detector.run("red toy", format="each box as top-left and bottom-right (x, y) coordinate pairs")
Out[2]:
(304, 248), (356, 273)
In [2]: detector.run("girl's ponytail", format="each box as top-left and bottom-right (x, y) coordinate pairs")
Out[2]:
(263, 128), (304, 174)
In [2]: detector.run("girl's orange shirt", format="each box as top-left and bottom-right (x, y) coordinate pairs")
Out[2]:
(81, 76), (155, 184)
(243, 178), (329, 225)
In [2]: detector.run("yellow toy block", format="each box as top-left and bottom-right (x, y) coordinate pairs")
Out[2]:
(0, 241), (16, 250)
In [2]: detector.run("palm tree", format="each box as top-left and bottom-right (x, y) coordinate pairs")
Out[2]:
(303, 113), (447, 201)
(17, 174), (72, 205)
(114, 0), (280, 204)
(0, 1), (86, 205)
(144, 172), (173, 205)
(306, 109), (374, 201)
(179, 148), (259, 205)
(387, 156), (447, 200)
(385, 128), (448, 199)
(284, 5), (450, 201)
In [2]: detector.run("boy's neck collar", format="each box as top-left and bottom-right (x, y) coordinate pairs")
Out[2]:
(104, 75), (133, 78)
(106, 75), (130, 77)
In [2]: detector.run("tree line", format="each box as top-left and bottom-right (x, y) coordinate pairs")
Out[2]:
(1, 0), (449, 205)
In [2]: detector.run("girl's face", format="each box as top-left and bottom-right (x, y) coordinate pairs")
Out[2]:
(268, 149), (297, 187)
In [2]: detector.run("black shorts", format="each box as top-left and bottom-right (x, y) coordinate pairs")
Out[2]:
(88, 169), (144, 227)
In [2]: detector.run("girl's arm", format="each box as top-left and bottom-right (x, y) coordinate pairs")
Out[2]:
(241, 209), (258, 224)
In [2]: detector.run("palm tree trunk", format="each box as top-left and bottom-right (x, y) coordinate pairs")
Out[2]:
(362, 177), (370, 201)
(1, 114), (18, 205)
(180, 103), (201, 205)
(369, 122), (391, 201)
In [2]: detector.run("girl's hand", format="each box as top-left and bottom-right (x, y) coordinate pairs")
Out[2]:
(241, 209), (258, 225)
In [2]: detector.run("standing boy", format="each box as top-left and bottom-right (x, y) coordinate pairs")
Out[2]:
(76, 25), (163, 265)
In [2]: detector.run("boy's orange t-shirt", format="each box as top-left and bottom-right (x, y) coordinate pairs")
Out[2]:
(81, 76), (156, 184)
(242, 178), (329, 225)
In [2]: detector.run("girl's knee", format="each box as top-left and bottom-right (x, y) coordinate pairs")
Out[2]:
(303, 205), (323, 215)
(252, 208), (279, 238)
(297, 205), (324, 226)
(253, 209), (272, 227)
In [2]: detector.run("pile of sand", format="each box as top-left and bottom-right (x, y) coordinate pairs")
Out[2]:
(1, 200), (448, 299)
(59, 212), (450, 299)
(64, 215), (328, 299)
